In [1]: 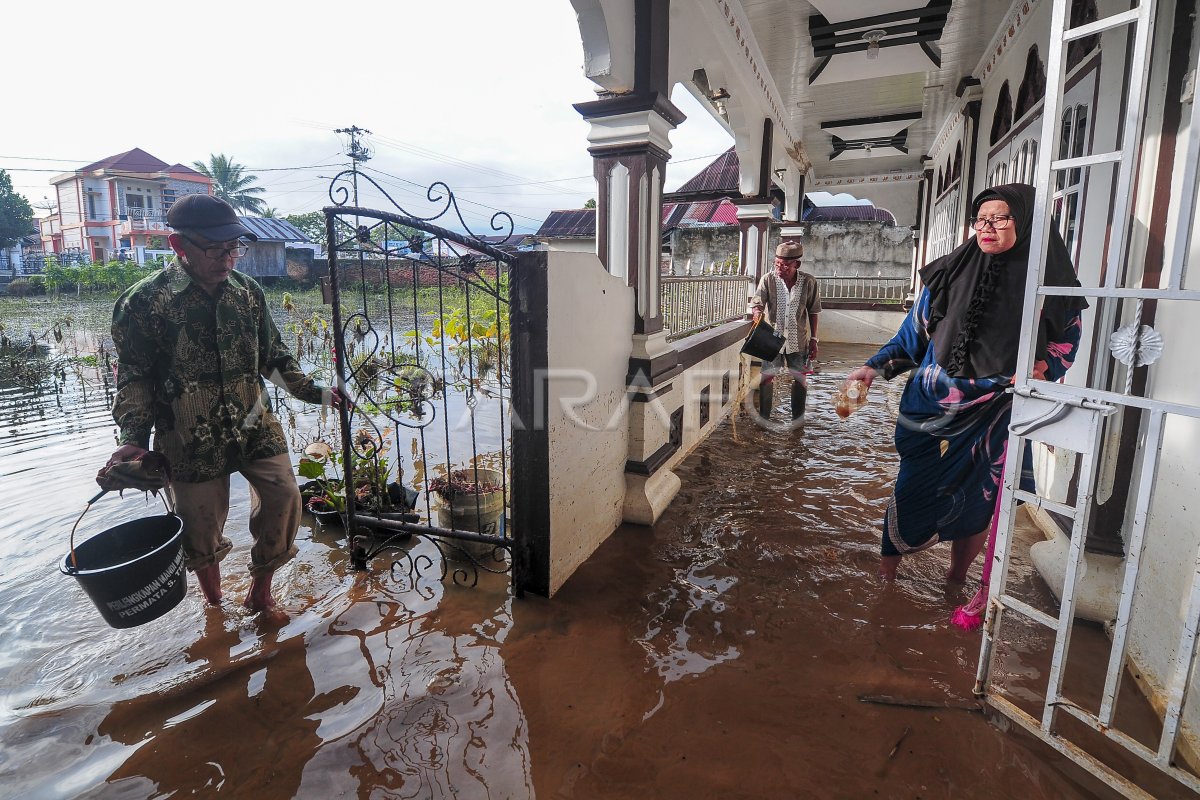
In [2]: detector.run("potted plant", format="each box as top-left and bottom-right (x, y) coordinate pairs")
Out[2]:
(297, 434), (417, 529)
(297, 441), (346, 525)
(428, 464), (505, 559)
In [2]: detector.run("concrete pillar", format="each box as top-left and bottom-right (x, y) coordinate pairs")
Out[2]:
(575, 96), (686, 527)
(735, 201), (776, 284)
(578, 103), (680, 337)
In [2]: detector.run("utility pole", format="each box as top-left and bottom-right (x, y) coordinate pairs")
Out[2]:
(335, 125), (372, 205)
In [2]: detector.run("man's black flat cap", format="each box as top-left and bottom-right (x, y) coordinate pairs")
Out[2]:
(166, 194), (257, 242)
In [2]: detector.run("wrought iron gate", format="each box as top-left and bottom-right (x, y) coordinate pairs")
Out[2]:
(321, 171), (519, 589)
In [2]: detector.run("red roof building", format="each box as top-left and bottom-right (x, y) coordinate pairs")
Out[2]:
(39, 147), (212, 261)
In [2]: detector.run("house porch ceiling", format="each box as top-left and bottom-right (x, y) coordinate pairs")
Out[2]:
(572, 0), (1012, 198)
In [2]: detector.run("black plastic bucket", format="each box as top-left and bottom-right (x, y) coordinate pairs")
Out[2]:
(60, 514), (187, 629)
(741, 319), (786, 361)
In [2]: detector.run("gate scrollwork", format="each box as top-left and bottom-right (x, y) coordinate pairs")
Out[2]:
(322, 174), (516, 589)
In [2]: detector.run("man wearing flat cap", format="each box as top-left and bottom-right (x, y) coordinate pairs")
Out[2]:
(749, 240), (822, 422)
(102, 193), (341, 619)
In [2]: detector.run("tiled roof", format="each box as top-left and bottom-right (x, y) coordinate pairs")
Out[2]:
(535, 209), (595, 238)
(804, 205), (897, 224)
(166, 163), (206, 177)
(79, 148), (170, 174)
(237, 216), (310, 242)
(672, 147), (740, 196)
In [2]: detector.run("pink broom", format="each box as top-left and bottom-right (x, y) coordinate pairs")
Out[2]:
(951, 447), (1008, 631)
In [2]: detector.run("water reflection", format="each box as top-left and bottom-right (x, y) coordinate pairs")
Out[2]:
(0, 322), (1101, 798)
(98, 615), (319, 798)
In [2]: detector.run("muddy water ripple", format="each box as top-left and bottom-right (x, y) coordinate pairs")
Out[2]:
(0, 338), (1114, 799)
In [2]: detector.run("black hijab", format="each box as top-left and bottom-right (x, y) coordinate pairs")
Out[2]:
(919, 183), (1088, 379)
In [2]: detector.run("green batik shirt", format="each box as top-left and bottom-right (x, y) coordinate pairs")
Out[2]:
(111, 261), (325, 482)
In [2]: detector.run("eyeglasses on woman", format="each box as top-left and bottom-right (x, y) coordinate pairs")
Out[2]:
(969, 215), (1015, 230)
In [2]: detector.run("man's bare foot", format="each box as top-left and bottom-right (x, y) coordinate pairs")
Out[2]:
(253, 607), (290, 627)
(244, 570), (279, 613)
(195, 563), (223, 605)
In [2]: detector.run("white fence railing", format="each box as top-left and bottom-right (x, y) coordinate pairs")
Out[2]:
(120, 208), (167, 231)
(662, 275), (753, 340)
(818, 276), (909, 303)
(662, 274), (911, 340)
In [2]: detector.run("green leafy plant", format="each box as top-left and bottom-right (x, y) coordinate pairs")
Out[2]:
(296, 430), (402, 517)
(298, 441), (347, 514)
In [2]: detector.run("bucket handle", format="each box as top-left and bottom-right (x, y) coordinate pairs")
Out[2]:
(69, 485), (176, 570)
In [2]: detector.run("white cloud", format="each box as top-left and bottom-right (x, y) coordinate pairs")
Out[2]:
(807, 191), (874, 207)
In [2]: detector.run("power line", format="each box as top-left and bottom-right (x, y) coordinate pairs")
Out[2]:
(0, 159), (344, 174)
(358, 164), (546, 225)
(0, 155), (94, 162)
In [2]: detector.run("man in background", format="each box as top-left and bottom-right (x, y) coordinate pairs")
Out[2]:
(750, 240), (822, 423)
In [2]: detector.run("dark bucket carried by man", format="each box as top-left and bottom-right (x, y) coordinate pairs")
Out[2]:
(61, 514), (187, 629)
(741, 318), (786, 362)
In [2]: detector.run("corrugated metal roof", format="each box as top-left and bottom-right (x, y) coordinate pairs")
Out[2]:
(672, 147), (740, 195)
(474, 234), (536, 249)
(804, 205), (897, 224)
(537, 199), (895, 241)
(709, 200), (739, 225)
(237, 216), (311, 242)
(683, 200), (718, 224)
(661, 198), (739, 228)
(662, 202), (689, 228)
(535, 209), (596, 238)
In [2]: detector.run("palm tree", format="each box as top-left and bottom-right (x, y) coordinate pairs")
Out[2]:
(260, 207), (278, 218)
(192, 154), (267, 215)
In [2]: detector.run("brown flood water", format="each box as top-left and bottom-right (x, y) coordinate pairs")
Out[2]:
(0, 341), (1132, 798)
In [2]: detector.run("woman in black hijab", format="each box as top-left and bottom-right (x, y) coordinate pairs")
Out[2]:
(845, 183), (1088, 581)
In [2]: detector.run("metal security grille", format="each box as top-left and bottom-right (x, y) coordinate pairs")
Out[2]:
(323, 171), (520, 590)
(973, 1), (1200, 797)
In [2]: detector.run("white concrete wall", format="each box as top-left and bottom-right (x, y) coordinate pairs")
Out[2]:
(817, 307), (908, 346)
(1130, 344), (1200, 747)
(1, 244), (20, 275)
(664, 324), (754, 473)
(544, 251), (633, 595)
(538, 238), (595, 254)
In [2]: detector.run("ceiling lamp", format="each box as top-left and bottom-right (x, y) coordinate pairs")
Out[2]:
(862, 29), (888, 60)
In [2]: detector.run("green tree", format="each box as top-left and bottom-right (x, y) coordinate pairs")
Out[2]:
(191, 154), (267, 214)
(583, 198), (597, 209)
(43, 257), (68, 294)
(284, 211), (420, 248)
(0, 169), (35, 248)
(261, 207), (278, 218)
(285, 212), (325, 244)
